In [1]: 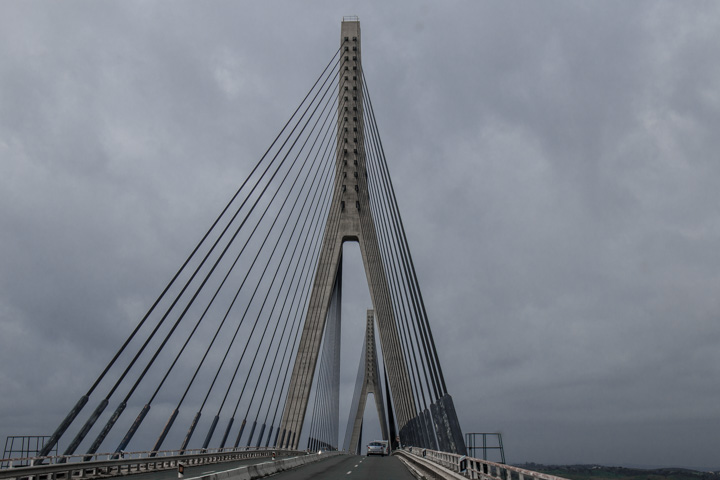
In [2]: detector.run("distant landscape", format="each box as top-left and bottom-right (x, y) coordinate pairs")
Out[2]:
(514, 464), (720, 480)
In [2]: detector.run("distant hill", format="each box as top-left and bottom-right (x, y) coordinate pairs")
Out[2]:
(513, 464), (720, 480)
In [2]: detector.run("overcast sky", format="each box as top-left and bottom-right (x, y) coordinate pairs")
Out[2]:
(1, 0), (719, 471)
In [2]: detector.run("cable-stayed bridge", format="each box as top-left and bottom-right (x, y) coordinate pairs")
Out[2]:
(1, 18), (567, 480)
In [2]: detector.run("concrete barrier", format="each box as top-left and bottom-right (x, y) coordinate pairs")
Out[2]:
(0, 448), (300, 480)
(397, 448), (571, 480)
(396, 450), (466, 480)
(186, 451), (345, 480)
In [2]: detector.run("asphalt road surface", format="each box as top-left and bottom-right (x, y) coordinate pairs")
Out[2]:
(270, 454), (416, 480)
(116, 453), (414, 480)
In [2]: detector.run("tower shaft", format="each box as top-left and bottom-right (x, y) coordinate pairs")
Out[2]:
(278, 19), (416, 449)
(344, 310), (390, 453)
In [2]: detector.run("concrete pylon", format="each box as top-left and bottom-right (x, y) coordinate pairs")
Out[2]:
(343, 310), (389, 453)
(278, 18), (416, 449)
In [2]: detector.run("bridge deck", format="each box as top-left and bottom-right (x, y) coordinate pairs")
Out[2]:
(268, 454), (414, 480)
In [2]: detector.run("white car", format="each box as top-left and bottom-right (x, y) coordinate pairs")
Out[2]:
(366, 441), (386, 456)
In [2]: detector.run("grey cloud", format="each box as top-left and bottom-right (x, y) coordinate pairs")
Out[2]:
(1, 0), (719, 469)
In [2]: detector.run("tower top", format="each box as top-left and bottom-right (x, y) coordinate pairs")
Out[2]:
(342, 15), (359, 22)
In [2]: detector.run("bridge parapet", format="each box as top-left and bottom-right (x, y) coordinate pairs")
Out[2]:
(184, 451), (346, 480)
(0, 447), (302, 480)
(399, 448), (571, 480)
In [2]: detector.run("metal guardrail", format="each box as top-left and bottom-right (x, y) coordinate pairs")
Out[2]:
(403, 447), (571, 480)
(0, 447), (303, 480)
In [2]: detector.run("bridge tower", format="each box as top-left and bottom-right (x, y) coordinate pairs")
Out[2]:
(25, 17), (468, 462)
(278, 18), (418, 449)
(343, 310), (390, 453)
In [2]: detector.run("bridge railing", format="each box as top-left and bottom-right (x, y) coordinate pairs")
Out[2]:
(404, 447), (570, 480)
(0, 447), (302, 480)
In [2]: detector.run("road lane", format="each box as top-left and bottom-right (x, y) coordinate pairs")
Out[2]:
(271, 454), (416, 480)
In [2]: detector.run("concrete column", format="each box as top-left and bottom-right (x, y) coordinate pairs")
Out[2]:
(278, 18), (416, 449)
(345, 310), (390, 453)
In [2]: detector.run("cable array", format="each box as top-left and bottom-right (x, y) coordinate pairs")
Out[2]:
(39, 47), (353, 458)
(359, 74), (464, 451)
(38, 29), (465, 459)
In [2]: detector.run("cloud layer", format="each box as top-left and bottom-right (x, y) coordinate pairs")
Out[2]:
(1, 1), (719, 469)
